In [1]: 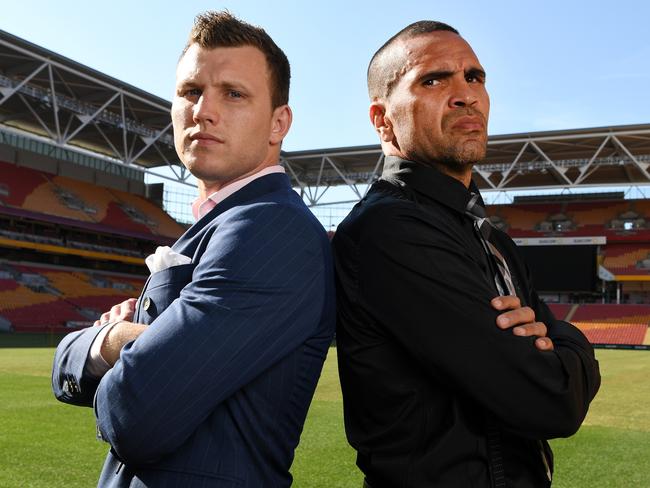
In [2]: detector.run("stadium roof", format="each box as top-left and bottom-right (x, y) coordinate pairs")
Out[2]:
(281, 123), (650, 205)
(0, 29), (188, 184)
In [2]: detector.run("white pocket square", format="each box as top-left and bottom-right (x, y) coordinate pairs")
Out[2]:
(145, 246), (191, 273)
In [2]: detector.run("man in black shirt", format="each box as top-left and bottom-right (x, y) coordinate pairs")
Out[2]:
(333, 21), (600, 488)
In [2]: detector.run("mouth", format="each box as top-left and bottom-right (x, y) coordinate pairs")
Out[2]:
(450, 116), (485, 132)
(189, 132), (224, 146)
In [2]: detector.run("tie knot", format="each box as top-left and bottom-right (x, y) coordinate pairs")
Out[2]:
(465, 192), (487, 219)
(465, 192), (493, 241)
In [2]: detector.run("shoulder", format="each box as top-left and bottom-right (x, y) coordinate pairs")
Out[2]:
(337, 181), (415, 239)
(231, 190), (325, 238)
(206, 190), (330, 264)
(335, 180), (455, 247)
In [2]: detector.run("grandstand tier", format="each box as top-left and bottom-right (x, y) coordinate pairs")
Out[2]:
(0, 160), (185, 240)
(0, 261), (145, 333)
(487, 197), (650, 243)
(573, 322), (648, 346)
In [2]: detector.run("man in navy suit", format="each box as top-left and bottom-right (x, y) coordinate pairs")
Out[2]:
(52, 11), (335, 487)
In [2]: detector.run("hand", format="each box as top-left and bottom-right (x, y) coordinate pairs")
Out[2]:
(93, 298), (138, 327)
(491, 296), (554, 351)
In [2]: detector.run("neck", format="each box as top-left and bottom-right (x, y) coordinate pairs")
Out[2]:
(384, 150), (473, 188)
(197, 159), (279, 200)
(431, 162), (473, 188)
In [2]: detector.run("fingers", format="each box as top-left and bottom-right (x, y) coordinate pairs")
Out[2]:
(95, 298), (138, 326)
(496, 306), (535, 329)
(491, 295), (554, 351)
(108, 299), (137, 322)
(535, 337), (555, 351)
(503, 318), (554, 351)
(511, 321), (547, 338)
(491, 295), (520, 311)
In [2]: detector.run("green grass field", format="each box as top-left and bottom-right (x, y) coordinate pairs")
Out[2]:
(0, 345), (648, 487)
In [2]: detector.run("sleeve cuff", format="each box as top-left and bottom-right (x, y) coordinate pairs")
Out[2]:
(86, 321), (119, 378)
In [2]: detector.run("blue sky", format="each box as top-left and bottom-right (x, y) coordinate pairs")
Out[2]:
(2, 0), (649, 153)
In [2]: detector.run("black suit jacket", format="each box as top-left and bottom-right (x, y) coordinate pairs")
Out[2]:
(333, 158), (600, 488)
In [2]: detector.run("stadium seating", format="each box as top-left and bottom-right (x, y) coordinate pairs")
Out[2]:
(0, 163), (48, 207)
(570, 304), (650, 345)
(571, 304), (650, 322)
(602, 244), (650, 275)
(0, 261), (145, 333)
(572, 322), (648, 346)
(111, 189), (186, 238)
(0, 160), (184, 239)
(486, 198), (650, 242)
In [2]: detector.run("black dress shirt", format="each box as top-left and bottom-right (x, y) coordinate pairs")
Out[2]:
(332, 157), (601, 488)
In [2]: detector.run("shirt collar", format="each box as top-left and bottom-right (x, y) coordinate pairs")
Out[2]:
(191, 165), (286, 221)
(380, 156), (485, 215)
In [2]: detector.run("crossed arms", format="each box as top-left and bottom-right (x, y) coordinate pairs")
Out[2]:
(336, 203), (600, 439)
(52, 204), (330, 464)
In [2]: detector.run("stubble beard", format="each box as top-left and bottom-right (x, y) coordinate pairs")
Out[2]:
(436, 138), (487, 172)
(408, 136), (487, 175)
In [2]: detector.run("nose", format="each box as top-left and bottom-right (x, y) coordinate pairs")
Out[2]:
(448, 79), (478, 108)
(193, 93), (218, 126)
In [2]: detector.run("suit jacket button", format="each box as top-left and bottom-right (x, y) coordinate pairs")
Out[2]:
(143, 296), (151, 311)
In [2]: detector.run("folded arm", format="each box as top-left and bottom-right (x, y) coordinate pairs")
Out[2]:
(94, 205), (329, 464)
(355, 208), (600, 439)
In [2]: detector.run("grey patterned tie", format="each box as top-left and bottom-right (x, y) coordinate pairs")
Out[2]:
(465, 193), (553, 484)
(465, 193), (517, 297)
(465, 192), (512, 488)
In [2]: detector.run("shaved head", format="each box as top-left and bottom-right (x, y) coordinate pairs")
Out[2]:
(367, 21), (459, 100)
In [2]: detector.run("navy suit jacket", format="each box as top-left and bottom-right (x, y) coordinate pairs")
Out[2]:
(52, 173), (336, 487)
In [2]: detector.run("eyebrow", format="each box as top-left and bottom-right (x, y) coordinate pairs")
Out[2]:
(415, 66), (486, 84)
(467, 67), (487, 80)
(176, 78), (249, 93)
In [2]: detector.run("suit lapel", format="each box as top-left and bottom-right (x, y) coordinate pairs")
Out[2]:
(134, 173), (291, 323)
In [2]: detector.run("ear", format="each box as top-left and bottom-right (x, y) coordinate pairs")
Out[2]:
(269, 104), (293, 146)
(370, 101), (393, 143)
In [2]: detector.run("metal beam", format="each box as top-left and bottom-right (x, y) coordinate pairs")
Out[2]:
(63, 92), (120, 144)
(325, 156), (362, 199)
(0, 61), (47, 106)
(0, 37), (171, 112)
(129, 122), (173, 163)
(17, 93), (55, 139)
(529, 140), (573, 185)
(497, 142), (529, 189)
(47, 64), (62, 143)
(612, 135), (650, 180)
(575, 136), (611, 185)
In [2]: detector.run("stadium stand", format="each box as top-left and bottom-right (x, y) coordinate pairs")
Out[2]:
(547, 303), (572, 321)
(571, 303), (650, 323)
(0, 160), (185, 240)
(0, 261), (145, 333)
(573, 322), (648, 345)
(486, 197), (650, 243)
(483, 193), (650, 348)
(570, 304), (650, 346)
(601, 244), (650, 276)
